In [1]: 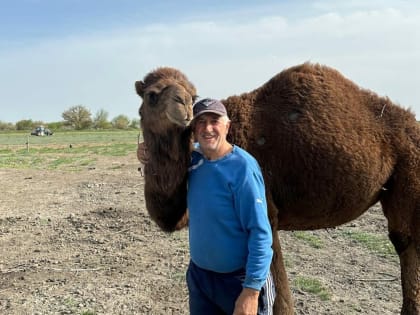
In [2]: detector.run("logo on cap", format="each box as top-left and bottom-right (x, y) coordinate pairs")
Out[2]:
(201, 99), (217, 107)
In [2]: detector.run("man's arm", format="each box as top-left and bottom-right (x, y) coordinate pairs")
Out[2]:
(137, 141), (149, 164)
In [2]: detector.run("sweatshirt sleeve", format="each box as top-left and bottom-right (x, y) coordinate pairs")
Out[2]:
(234, 164), (273, 290)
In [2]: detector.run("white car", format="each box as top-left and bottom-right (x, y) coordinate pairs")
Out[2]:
(30, 126), (54, 136)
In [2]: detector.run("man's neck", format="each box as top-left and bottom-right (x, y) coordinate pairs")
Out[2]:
(204, 142), (233, 160)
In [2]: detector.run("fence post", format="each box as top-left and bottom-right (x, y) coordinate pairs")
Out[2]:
(26, 135), (29, 153)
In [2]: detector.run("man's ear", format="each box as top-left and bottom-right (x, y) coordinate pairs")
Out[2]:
(225, 120), (231, 134)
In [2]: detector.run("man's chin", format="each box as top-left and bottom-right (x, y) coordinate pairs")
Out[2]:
(199, 144), (217, 156)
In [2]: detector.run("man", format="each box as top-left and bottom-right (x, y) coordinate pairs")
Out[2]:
(138, 98), (274, 315)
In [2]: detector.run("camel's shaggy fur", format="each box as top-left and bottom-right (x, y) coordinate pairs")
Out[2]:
(135, 63), (420, 315)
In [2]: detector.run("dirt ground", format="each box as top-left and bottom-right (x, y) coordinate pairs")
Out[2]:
(0, 154), (402, 314)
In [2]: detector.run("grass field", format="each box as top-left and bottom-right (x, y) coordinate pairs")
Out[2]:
(0, 130), (140, 170)
(0, 129), (402, 314)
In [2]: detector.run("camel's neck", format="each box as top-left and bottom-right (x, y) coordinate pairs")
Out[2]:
(142, 127), (192, 194)
(223, 92), (256, 150)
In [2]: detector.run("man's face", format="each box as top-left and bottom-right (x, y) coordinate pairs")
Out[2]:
(193, 113), (230, 159)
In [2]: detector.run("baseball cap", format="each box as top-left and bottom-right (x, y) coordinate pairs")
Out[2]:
(192, 98), (227, 120)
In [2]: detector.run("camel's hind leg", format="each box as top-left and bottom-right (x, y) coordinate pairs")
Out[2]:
(267, 196), (294, 315)
(381, 173), (420, 315)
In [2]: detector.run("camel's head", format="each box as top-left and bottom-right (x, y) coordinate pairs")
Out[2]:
(135, 67), (197, 135)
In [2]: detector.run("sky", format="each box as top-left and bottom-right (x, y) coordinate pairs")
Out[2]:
(0, 0), (419, 123)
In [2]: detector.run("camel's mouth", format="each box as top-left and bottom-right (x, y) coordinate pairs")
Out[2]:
(166, 112), (192, 128)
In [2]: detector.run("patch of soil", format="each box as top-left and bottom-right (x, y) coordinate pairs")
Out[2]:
(0, 155), (401, 314)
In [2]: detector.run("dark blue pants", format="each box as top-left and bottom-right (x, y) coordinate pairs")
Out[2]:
(186, 260), (275, 315)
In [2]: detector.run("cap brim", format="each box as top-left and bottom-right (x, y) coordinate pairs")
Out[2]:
(192, 109), (225, 121)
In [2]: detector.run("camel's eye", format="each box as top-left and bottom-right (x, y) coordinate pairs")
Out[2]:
(148, 92), (159, 106)
(192, 95), (199, 103)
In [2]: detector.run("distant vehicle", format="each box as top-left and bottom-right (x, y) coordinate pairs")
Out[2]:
(30, 126), (54, 136)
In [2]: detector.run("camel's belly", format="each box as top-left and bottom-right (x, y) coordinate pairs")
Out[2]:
(274, 188), (382, 231)
(277, 203), (372, 230)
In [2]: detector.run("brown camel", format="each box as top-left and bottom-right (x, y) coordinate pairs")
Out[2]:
(135, 63), (420, 315)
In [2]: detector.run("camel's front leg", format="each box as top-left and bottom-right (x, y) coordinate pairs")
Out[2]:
(383, 192), (420, 315)
(271, 231), (294, 315)
(267, 196), (294, 315)
(401, 244), (420, 315)
(389, 230), (420, 315)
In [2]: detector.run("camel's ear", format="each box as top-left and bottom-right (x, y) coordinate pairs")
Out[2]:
(135, 81), (145, 98)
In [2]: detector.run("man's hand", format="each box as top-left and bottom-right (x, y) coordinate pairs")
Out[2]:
(233, 287), (259, 315)
(137, 142), (149, 164)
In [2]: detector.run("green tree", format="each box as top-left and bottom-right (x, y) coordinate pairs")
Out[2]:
(129, 118), (140, 129)
(93, 109), (112, 129)
(33, 120), (46, 128)
(15, 119), (34, 130)
(0, 121), (15, 130)
(47, 121), (65, 130)
(112, 115), (130, 129)
(62, 105), (92, 130)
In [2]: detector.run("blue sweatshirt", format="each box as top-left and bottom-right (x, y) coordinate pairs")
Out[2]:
(187, 145), (273, 290)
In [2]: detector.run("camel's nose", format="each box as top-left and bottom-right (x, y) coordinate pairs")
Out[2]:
(185, 108), (193, 126)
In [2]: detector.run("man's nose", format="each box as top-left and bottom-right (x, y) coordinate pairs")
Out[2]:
(204, 122), (213, 131)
